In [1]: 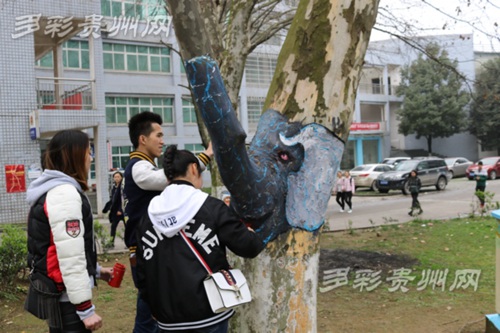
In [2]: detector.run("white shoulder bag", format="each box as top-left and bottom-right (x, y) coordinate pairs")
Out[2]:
(180, 230), (252, 313)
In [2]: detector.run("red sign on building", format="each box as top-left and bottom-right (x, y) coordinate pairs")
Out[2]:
(350, 122), (380, 131)
(5, 164), (26, 193)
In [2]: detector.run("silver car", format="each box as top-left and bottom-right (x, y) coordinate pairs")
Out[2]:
(444, 157), (473, 178)
(350, 164), (393, 191)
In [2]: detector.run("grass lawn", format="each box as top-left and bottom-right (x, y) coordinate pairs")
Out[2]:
(0, 215), (498, 332)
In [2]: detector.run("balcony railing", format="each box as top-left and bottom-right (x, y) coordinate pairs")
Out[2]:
(36, 77), (95, 110)
(357, 83), (401, 96)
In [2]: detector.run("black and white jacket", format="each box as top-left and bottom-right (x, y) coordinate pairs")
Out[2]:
(136, 180), (265, 331)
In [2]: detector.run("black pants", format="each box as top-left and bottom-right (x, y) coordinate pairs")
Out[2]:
(110, 216), (125, 240)
(49, 302), (90, 333)
(344, 191), (352, 210)
(335, 192), (344, 210)
(476, 185), (486, 205)
(411, 192), (420, 209)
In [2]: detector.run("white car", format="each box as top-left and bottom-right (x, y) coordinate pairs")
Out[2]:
(350, 164), (394, 191)
(381, 157), (411, 167)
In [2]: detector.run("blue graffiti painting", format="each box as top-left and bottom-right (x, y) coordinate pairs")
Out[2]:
(185, 55), (344, 244)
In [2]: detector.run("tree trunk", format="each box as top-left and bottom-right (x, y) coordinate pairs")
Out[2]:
(232, 1), (379, 332)
(168, 0), (380, 332)
(230, 228), (321, 333)
(427, 136), (433, 155)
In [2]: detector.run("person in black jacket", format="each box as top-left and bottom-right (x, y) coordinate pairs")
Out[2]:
(407, 170), (423, 216)
(106, 171), (125, 247)
(136, 145), (265, 333)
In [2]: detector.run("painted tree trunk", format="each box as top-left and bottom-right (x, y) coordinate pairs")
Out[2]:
(231, 1), (379, 332)
(230, 229), (321, 333)
(168, 0), (379, 332)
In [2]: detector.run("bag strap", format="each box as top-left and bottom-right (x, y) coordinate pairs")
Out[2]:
(180, 230), (213, 275)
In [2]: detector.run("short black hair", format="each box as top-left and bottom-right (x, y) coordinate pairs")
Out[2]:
(478, 161), (483, 165)
(128, 112), (162, 149)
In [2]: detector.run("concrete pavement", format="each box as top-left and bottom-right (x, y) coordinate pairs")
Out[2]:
(324, 177), (497, 232)
(97, 178), (499, 254)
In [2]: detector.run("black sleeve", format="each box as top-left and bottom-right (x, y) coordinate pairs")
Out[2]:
(211, 198), (266, 258)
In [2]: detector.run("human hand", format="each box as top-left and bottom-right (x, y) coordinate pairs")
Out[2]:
(117, 211), (122, 216)
(204, 141), (214, 158)
(99, 267), (113, 283)
(83, 313), (102, 331)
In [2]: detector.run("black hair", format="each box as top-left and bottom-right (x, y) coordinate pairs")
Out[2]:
(128, 111), (163, 149)
(112, 171), (123, 178)
(410, 169), (418, 176)
(163, 145), (201, 181)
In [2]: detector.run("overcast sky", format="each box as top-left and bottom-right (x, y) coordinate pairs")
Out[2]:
(371, 0), (500, 52)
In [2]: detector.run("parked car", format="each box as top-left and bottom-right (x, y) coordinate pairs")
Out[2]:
(350, 164), (394, 191)
(466, 156), (500, 180)
(381, 157), (411, 168)
(376, 158), (449, 194)
(444, 157), (473, 178)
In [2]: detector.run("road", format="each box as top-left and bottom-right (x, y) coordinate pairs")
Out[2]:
(324, 176), (500, 231)
(101, 177), (500, 254)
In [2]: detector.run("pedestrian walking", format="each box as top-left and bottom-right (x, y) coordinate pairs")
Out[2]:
(334, 170), (345, 212)
(104, 171), (125, 247)
(407, 170), (422, 216)
(343, 170), (355, 213)
(474, 161), (488, 211)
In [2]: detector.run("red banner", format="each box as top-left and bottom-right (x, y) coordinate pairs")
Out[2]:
(5, 165), (26, 193)
(350, 122), (380, 131)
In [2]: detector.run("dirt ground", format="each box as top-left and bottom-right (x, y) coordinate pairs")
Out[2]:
(0, 249), (491, 333)
(317, 248), (488, 333)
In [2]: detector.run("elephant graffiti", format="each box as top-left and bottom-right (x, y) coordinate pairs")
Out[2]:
(185, 56), (344, 244)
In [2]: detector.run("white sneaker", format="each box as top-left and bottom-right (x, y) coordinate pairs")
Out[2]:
(348, 209), (352, 213)
(339, 209), (344, 212)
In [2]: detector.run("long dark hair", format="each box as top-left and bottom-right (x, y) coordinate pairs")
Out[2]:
(44, 130), (90, 191)
(163, 145), (201, 181)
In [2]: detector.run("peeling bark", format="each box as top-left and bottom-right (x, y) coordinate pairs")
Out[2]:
(233, 1), (379, 332)
(266, 0), (379, 141)
(167, 0), (379, 332)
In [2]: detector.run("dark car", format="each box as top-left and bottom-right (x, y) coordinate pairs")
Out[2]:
(376, 158), (448, 194)
(466, 156), (500, 180)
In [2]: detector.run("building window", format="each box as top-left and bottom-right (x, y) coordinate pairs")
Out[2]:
(111, 145), (133, 169)
(105, 96), (174, 124)
(35, 53), (54, 68)
(247, 98), (265, 131)
(245, 54), (277, 86)
(101, 0), (169, 20)
(35, 40), (89, 69)
(103, 42), (171, 73)
(182, 98), (197, 124)
(185, 143), (204, 154)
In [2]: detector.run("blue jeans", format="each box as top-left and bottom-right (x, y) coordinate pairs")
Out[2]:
(131, 264), (158, 333)
(159, 319), (229, 333)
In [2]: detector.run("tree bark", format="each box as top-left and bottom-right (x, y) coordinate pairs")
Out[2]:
(232, 1), (379, 332)
(266, 0), (379, 141)
(168, 0), (380, 332)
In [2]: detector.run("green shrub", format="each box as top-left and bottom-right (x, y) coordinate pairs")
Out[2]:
(94, 220), (113, 256)
(0, 225), (28, 290)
